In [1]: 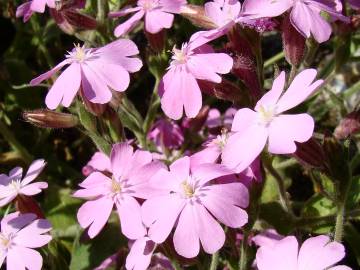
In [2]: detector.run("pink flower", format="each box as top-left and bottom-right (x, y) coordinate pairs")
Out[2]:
(222, 69), (323, 173)
(82, 152), (111, 176)
(160, 33), (233, 120)
(126, 236), (156, 270)
(0, 159), (48, 207)
(205, 0), (241, 29)
(242, 0), (348, 43)
(74, 143), (162, 239)
(16, 0), (55, 22)
(141, 156), (249, 258)
(109, 0), (187, 37)
(30, 40), (142, 109)
(206, 108), (236, 130)
(256, 235), (351, 270)
(252, 229), (284, 248)
(148, 119), (184, 150)
(0, 212), (52, 270)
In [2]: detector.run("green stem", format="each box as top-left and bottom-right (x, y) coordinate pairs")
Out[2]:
(264, 51), (285, 68)
(0, 120), (33, 164)
(287, 64), (297, 86)
(210, 251), (220, 270)
(264, 157), (296, 218)
(334, 204), (345, 242)
(239, 233), (249, 270)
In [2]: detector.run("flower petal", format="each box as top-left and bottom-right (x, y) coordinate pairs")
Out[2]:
(110, 143), (134, 180)
(22, 159), (46, 186)
(114, 11), (145, 37)
(13, 219), (52, 248)
(145, 10), (174, 33)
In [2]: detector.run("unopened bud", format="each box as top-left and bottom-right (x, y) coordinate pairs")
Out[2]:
(16, 195), (45, 219)
(182, 106), (210, 132)
(334, 110), (360, 139)
(23, 109), (78, 128)
(145, 30), (166, 53)
(199, 78), (250, 105)
(282, 14), (305, 66)
(293, 138), (328, 170)
(180, 4), (217, 29)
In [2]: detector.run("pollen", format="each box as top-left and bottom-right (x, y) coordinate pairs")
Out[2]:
(181, 181), (194, 198)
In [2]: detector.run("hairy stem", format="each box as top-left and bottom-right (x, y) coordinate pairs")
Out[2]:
(209, 251), (219, 270)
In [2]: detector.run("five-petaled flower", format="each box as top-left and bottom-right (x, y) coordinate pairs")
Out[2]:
(0, 159), (48, 207)
(0, 212), (52, 270)
(30, 39), (142, 109)
(74, 143), (162, 239)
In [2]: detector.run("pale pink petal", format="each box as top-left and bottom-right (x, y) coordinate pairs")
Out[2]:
(90, 60), (130, 92)
(192, 163), (233, 186)
(328, 267), (352, 270)
(116, 196), (146, 240)
(173, 203), (200, 258)
(289, 2), (312, 39)
(16, 2), (33, 22)
(20, 182), (48, 196)
(160, 68), (184, 120)
(1, 213), (36, 235)
(276, 69), (323, 113)
(78, 171), (112, 189)
(45, 63), (81, 109)
(8, 246), (42, 270)
(169, 156), (190, 183)
(298, 235), (346, 270)
(222, 125), (268, 173)
(255, 71), (286, 111)
(190, 145), (221, 168)
(188, 53), (233, 83)
(87, 152), (111, 172)
(9, 167), (23, 180)
(114, 11), (145, 37)
(22, 159), (46, 186)
(148, 168), (182, 195)
(307, 6), (332, 43)
(144, 195), (185, 243)
(81, 64), (112, 104)
(145, 10), (174, 34)
(126, 237), (155, 270)
(231, 108), (258, 132)
(98, 38), (140, 57)
(110, 143), (134, 180)
(201, 184), (248, 228)
(181, 70), (202, 118)
(268, 114), (314, 154)
(30, 0), (46, 13)
(77, 196), (113, 238)
(30, 59), (71, 86)
(0, 174), (9, 185)
(14, 219), (51, 248)
(160, 0), (186, 13)
(0, 194), (17, 207)
(108, 6), (142, 18)
(256, 236), (299, 270)
(252, 229), (284, 248)
(242, 0), (292, 18)
(194, 203), (225, 255)
(7, 247), (26, 270)
(126, 149), (153, 178)
(205, 1), (225, 26)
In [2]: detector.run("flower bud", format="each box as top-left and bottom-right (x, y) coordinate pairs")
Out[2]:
(199, 78), (250, 105)
(282, 14), (305, 67)
(180, 4), (217, 29)
(293, 138), (328, 170)
(182, 106), (210, 132)
(334, 110), (360, 139)
(145, 30), (166, 53)
(80, 88), (106, 116)
(23, 109), (78, 129)
(16, 195), (45, 219)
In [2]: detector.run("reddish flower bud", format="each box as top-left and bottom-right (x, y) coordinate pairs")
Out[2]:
(16, 195), (45, 219)
(227, 26), (262, 100)
(334, 110), (360, 139)
(79, 88), (106, 116)
(180, 4), (217, 29)
(282, 14), (305, 67)
(145, 30), (166, 53)
(293, 138), (329, 170)
(23, 109), (78, 129)
(182, 106), (210, 132)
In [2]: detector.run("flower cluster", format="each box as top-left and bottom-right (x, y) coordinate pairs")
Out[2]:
(5, 0), (358, 269)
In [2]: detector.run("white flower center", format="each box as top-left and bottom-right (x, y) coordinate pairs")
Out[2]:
(9, 179), (21, 194)
(257, 105), (277, 126)
(181, 181), (195, 198)
(111, 177), (122, 194)
(171, 43), (190, 65)
(67, 44), (95, 63)
(0, 233), (13, 249)
(214, 132), (228, 149)
(139, 0), (159, 11)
